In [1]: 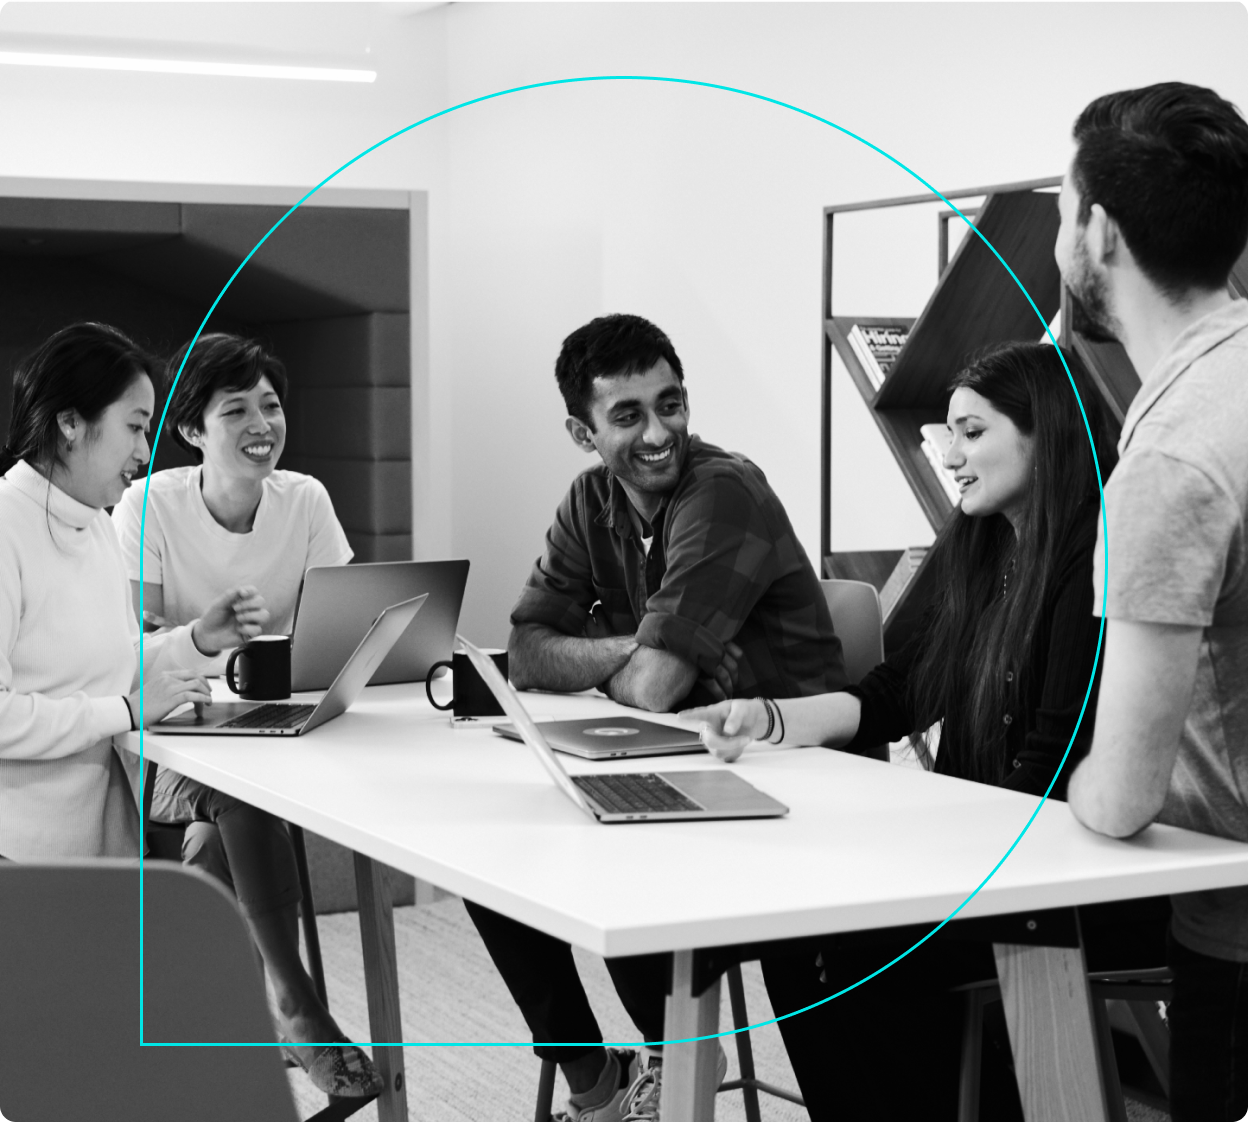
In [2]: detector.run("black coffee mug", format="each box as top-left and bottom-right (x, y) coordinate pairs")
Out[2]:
(225, 635), (292, 701)
(426, 650), (508, 718)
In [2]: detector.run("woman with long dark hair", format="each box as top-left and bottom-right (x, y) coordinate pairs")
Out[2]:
(685, 342), (1166, 1119)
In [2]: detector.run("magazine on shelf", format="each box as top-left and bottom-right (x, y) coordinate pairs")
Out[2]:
(846, 322), (910, 390)
(880, 546), (930, 621)
(918, 423), (962, 505)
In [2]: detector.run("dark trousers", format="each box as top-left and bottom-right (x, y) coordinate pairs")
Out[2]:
(151, 767), (301, 918)
(759, 897), (1172, 1122)
(464, 899), (669, 1063)
(1168, 930), (1248, 1122)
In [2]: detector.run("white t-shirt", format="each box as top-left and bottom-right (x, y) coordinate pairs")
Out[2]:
(113, 467), (353, 661)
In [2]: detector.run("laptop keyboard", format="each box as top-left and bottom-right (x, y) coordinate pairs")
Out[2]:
(572, 773), (703, 815)
(219, 704), (317, 731)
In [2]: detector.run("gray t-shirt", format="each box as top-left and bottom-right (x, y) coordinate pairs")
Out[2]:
(1093, 299), (1248, 962)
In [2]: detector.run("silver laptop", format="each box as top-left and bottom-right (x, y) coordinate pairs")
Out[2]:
(157, 595), (427, 737)
(493, 716), (705, 759)
(290, 560), (469, 691)
(459, 636), (788, 824)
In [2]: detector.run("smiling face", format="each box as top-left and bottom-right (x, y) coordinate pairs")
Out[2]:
(567, 359), (690, 517)
(945, 387), (1034, 529)
(184, 375), (286, 482)
(56, 373), (154, 509)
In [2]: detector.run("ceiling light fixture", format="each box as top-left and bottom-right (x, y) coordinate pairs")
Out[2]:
(0, 50), (376, 83)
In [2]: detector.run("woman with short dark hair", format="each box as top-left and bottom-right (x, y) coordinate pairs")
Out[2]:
(115, 333), (350, 650)
(110, 331), (377, 1098)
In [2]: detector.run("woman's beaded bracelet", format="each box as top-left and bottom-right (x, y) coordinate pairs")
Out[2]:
(772, 699), (786, 744)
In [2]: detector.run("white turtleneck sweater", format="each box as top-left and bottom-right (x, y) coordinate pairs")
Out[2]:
(0, 460), (215, 859)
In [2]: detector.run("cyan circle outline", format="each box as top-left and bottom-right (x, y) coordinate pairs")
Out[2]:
(137, 74), (1108, 1050)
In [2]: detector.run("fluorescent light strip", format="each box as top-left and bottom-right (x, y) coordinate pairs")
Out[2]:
(0, 50), (376, 83)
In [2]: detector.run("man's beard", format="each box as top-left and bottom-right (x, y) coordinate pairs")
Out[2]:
(1067, 237), (1122, 345)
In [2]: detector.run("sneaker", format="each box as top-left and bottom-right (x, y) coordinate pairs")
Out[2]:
(620, 1044), (729, 1121)
(552, 1048), (640, 1122)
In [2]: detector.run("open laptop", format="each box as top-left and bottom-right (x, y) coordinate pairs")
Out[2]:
(290, 560), (469, 691)
(492, 716), (705, 759)
(157, 595), (427, 737)
(459, 636), (788, 823)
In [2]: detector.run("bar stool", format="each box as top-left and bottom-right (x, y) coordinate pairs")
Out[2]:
(954, 966), (1172, 1122)
(141, 766), (366, 1121)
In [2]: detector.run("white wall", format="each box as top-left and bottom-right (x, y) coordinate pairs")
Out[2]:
(0, 4), (449, 189)
(439, 2), (1248, 644)
(1, 3), (1246, 647)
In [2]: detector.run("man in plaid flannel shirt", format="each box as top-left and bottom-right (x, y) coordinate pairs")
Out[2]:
(508, 313), (846, 712)
(464, 314), (846, 1122)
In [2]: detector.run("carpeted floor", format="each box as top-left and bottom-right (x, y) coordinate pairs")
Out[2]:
(285, 896), (1171, 1121)
(286, 895), (809, 1121)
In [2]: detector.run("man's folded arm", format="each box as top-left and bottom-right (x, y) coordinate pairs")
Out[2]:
(508, 622), (638, 694)
(603, 645), (700, 713)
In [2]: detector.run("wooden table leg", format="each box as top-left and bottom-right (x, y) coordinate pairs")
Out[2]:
(354, 853), (408, 1122)
(658, 949), (721, 1122)
(993, 941), (1111, 1122)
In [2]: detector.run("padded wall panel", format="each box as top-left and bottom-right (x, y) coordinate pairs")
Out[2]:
(286, 387), (410, 461)
(265, 312), (409, 387)
(301, 830), (414, 913)
(93, 205), (409, 323)
(0, 200), (413, 558)
(180, 204), (409, 315)
(265, 312), (412, 545)
(288, 456), (411, 535)
(0, 197), (180, 256)
(344, 531), (414, 564)
(0, 253), (244, 453)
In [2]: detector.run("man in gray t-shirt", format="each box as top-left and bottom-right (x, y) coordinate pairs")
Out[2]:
(1059, 82), (1248, 1122)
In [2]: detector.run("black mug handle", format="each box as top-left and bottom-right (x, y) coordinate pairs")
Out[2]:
(225, 645), (247, 696)
(426, 660), (454, 710)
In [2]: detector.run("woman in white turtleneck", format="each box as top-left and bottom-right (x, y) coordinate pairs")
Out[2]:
(0, 322), (264, 860)
(1, 322), (383, 1100)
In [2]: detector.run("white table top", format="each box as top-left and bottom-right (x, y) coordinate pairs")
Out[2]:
(121, 679), (1248, 958)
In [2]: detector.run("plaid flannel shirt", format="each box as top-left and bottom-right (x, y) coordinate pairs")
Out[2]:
(511, 437), (846, 705)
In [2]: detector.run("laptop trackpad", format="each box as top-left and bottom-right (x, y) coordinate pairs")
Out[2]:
(158, 703), (256, 729)
(662, 770), (789, 815)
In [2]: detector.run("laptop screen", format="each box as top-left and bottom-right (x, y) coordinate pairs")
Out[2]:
(455, 635), (595, 818)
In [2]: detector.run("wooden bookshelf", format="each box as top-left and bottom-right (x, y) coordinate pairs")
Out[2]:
(821, 175), (1144, 654)
(876, 190), (1062, 410)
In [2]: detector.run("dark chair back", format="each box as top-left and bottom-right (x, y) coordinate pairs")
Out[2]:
(0, 860), (299, 1122)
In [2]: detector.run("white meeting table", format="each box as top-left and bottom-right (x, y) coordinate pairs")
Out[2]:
(122, 679), (1248, 1122)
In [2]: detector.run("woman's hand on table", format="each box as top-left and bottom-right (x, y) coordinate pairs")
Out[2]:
(192, 585), (270, 655)
(680, 698), (769, 763)
(129, 669), (214, 727)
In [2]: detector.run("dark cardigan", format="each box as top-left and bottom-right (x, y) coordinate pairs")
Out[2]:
(842, 508), (1103, 800)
